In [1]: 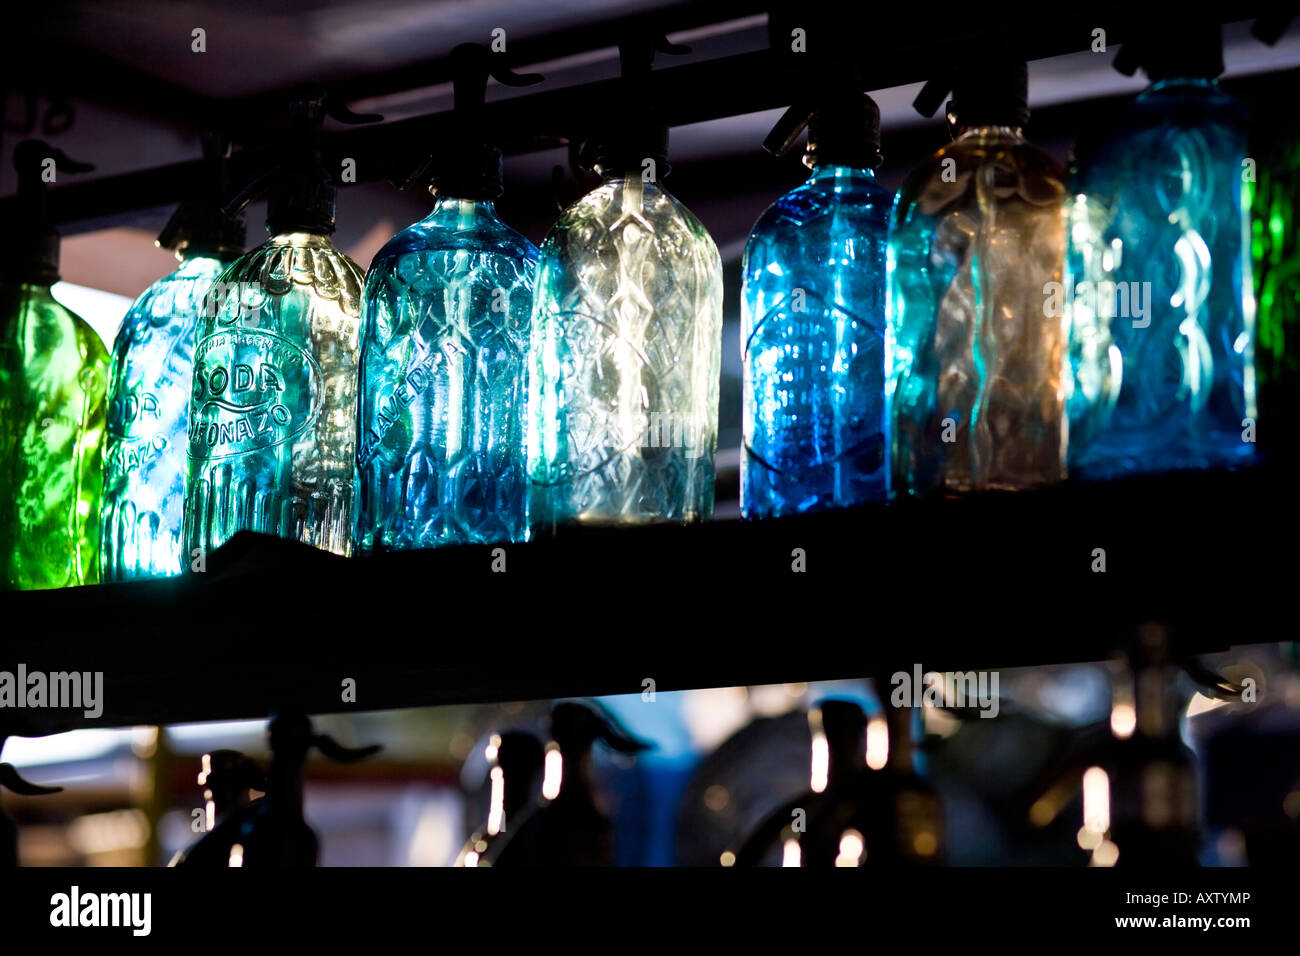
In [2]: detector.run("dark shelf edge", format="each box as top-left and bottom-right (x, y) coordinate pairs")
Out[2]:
(2, 465), (1289, 735)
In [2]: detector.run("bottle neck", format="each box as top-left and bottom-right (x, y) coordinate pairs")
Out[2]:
(551, 742), (595, 803)
(597, 166), (655, 185)
(952, 124), (1026, 143)
(887, 706), (917, 774)
(585, 116), (670, 183)
(428, 195), (497, 218)
(1145, 76), (1220, 96)
(0, 279), (55, 299)
(268, 753), (305, 816)
(1135, 664), (1182, 740)
(825, 735), (865, 787)
(807, 163), (877, 183)
(813, 703), (868, 788)
(266, 166), (336, 237)
(177, 246), (240, 268)
(0, 231), (60, 286)
(209, 784), (253, 818)
(267, 230), (336, 249)
(429, 142), (504, 201)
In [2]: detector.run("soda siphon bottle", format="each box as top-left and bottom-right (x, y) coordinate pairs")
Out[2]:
(1065, 24), (1257, 478)
(356, 45), (541, 551)
(101, 134), (245, 581)
(527, 36), (723, 527)
(1245, 12), (1298, 466)
(1247, 73), (1299, 465)
(741, 81), (891, 518)
(887, 62), (1067, 497)
(0, 141), (108, 590)
(184, 93), (379, 560)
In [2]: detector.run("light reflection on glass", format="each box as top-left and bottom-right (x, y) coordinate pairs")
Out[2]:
(809, 708), (829, 793)
(866, 716), (888, 770)
(835, 829), (865, 867)
(487, 766), (505, 836)
(542, 743), (562, 801)
(1083, 766), (1110, 835)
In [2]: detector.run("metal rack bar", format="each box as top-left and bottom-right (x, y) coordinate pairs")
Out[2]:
(0, 7), (1212, 232)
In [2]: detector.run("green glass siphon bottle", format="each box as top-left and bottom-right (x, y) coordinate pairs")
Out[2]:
(1246, 65), (1300, 465)
(0, 141), (108, 589)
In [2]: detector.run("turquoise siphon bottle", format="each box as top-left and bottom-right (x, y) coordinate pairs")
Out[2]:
(0, 141), (108, 590)
(355, 45), (541, 551)
(741, 73), (892, 518)
(527, 36), (723, 527)
(184, 92), (379, 560)
(1065, 24), (1257, 478)
(101, 134), (246, 581)
(887, 62), (1068, 497)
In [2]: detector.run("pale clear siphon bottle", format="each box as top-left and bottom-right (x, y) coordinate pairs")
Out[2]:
(741, 79), (892, 518)
(184, 93), (379, 560)
(528, 36), (723, 528)
(101, 134), (246, 581)
(887, 63), (1067, 497)
(355, 45), (541, 551)
(0, 141), (108, 590)
(1065, 24), (1257, 478)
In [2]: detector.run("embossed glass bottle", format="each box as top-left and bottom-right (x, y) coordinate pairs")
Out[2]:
(358, 199), (537, 549)
(0, 141), (107, 590)
(888, 64), (1067, 496)
(102, 168), (245, 581)
(742, 94), (891, 518)
(355, 43), (540, 550)
(185, 95), (372, 558)
(527, 128), (722, 526)
(1065, 26), (1256, 478)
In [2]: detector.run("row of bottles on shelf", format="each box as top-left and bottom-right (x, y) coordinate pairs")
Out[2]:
(1, 22), (1295, 589)
(748, 23), (1269, 515)
(0, 636), (1217, 867)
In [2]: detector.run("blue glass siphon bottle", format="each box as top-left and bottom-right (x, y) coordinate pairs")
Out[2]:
(741, 90), (892, 518)
(355, 45), (541, 550)
(101, 135), (245, 580)
(1065, 24), (1257, 477)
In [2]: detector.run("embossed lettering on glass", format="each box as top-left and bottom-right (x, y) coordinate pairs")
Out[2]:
(185, 233), (362, 557)
(356, 198), (537, 549)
